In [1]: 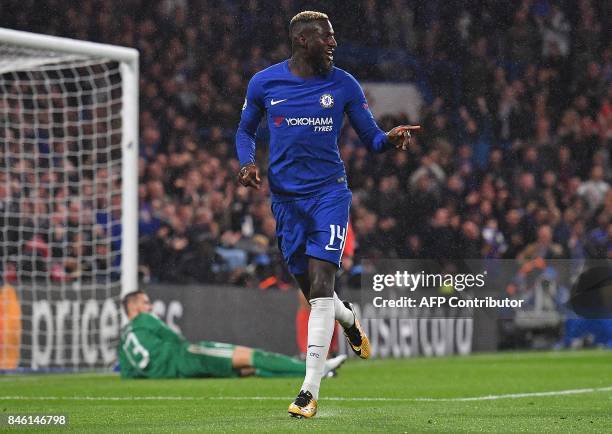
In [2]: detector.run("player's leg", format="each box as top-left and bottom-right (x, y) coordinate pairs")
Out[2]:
(294, 293), (367, 361)
(294, 276), (341, 358)
(294, 273), (353, 328)
(288, 189), (369, 418)
(299, 261), (337, 375)
(288, 258), (336, 418)
(295, 260), (367, 389)
(294, 273), (310, 299)
(302, 188), (369, 353)
(232, 345), (346, 377)
(289, 191), (348, 417)
(176, 342), (238, 378)
(177, 341), (337, 379)
(339, 300), (371, 359)
(232, 346), (304, 377)
(295, 191), (370, 359)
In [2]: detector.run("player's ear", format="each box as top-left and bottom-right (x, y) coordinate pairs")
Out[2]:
(297, 32), (308, 48)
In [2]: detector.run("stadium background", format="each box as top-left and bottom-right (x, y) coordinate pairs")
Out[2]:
(0, 0), (610, 364)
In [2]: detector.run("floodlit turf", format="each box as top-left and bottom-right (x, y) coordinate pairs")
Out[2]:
(1, 350), (611, 433)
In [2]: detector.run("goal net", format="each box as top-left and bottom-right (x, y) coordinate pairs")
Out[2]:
(0, 28), (138, 371)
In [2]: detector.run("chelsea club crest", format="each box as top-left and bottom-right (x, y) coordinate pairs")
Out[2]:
(319, 93), (334, 109)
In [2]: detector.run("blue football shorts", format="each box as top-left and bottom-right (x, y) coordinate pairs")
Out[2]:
(271, 188), (352, 275)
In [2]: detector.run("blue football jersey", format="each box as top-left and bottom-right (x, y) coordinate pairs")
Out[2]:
(236, 60), (391, 200)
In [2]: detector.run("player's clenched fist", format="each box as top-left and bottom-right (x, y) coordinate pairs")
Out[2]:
(386, 125), (421, 151)
(238, 163), (261, 189)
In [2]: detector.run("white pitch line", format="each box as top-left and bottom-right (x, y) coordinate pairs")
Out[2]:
(412, 386), (612, 402)
(1, 386), (611, 403)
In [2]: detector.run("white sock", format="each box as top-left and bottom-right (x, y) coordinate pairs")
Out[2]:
(301, 297), (335, 400)
(333, 292), (355, 329)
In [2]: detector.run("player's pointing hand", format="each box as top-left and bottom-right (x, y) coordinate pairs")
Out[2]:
(238, 163), (262, 189)
(386, 125), (421, 151)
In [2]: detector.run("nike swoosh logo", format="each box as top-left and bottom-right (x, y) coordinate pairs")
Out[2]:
(308, 345), (324, 348)
(347, 341), (362, 355)
(324, 246), (340, 251)
(270, 98), (287, 106)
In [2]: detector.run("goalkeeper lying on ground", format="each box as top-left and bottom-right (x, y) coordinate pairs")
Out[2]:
(118, 290), (346, 379)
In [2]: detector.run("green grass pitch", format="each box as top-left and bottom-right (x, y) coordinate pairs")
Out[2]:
(1, 350), (611, 433)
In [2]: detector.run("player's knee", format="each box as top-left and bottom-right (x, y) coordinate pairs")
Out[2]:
(231, 346), (253, 369)
(309, 268), (335, 300)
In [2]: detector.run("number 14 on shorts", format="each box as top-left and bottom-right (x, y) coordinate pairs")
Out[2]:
(325, 224), (347, 251)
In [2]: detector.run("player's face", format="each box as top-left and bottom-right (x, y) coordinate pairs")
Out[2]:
(307, 20), (337, 74)
(134, 293), (153, 315)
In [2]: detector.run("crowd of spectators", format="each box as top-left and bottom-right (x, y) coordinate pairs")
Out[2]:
(0, 59), (123, 284)
(1, 0), (610, 287)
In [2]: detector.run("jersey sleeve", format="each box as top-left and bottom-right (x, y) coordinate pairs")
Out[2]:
(344, 73), (392, 153)
(235, 75), (265, 166)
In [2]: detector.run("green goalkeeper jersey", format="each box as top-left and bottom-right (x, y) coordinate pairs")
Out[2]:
(118, 312), (187, 378)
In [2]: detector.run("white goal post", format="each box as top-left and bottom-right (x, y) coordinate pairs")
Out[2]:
(0, 28), (138, 371)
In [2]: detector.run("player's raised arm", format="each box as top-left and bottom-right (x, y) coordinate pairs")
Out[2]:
(235, 76), (265, 189)
(344, 73), (419, 152)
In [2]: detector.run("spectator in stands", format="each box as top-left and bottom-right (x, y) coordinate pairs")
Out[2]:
(0, 0), (608, 286)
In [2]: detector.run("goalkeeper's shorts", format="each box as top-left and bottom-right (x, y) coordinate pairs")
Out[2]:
(176, 341), (238, 378)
